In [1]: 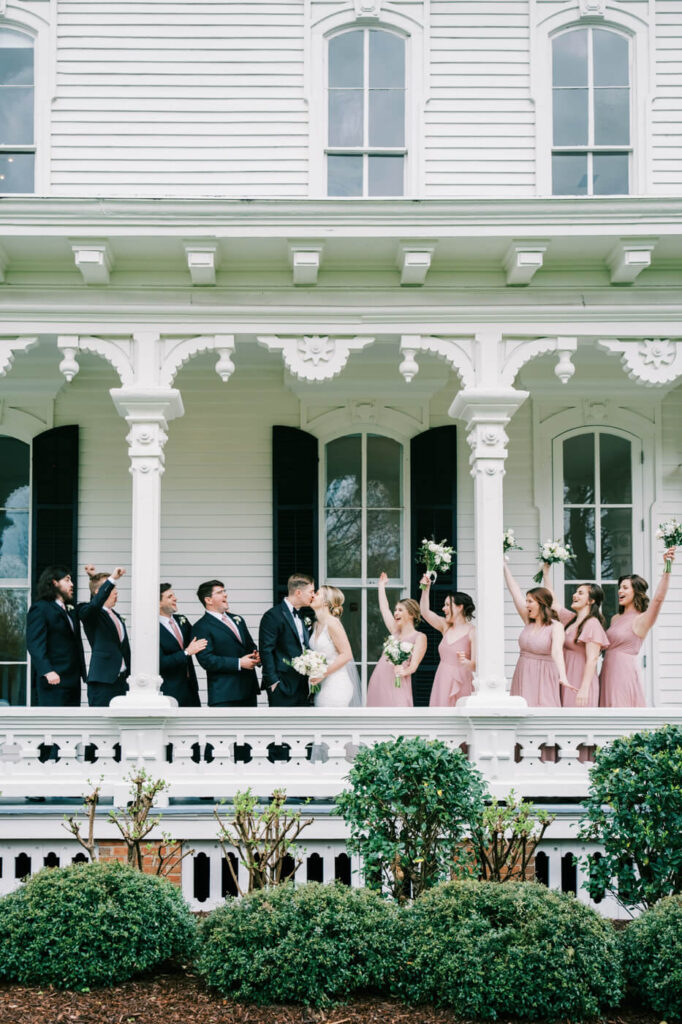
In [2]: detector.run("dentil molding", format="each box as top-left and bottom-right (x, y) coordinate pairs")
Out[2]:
(598, 338), (682, 386)
(258, 335), (375, 382)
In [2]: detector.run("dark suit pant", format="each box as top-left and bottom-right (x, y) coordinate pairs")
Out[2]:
(87, 675), (129, 707)
(161, 680), (201, 707)
(36, 678), (81, 707)
(210, 695), (258, 708)
(266, 687), (310, 708)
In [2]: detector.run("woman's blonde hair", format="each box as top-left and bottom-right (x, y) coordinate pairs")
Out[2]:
(319, 585), (344, 618)
(397, 597), (421, 624)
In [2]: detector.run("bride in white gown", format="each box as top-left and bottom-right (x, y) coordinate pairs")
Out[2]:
(309, 586), (363, 707)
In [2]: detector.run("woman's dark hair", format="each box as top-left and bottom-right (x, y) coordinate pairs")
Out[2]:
(618, 573), (649, 614)
(526, 587), (558, 625)
(35, 565), (71, 601)
(446, 591), (475, 621)
(567, 583), (606, 640)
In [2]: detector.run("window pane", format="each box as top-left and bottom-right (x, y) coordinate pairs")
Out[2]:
(553, 30), (588, 87)
(563, 434), (595, 504)
(329, 31), (363, 88)
(367, 509), (401, 578)
(368, 155), (403, 196)
(0, 152), (33, 193)
(594, 88), (629, 144)
(600, 434), (632, 504)
(0, 588), (28, 660)
(601, 583), (618, 622)
(564, 507), (595, 579)
(0, 662), (27, 706)
(369, 89), (404, 147)
(601, 508), (632, 580)
(553, 88), (588, 145)
(326, 509), (361, 578)
(367, 435), (401, 508)
(0, 86), (33, 145)
(593, 29), (629, 87)
(593, 152), (628, 195)
(0, 48), (33, 86)
(0, 438), (30, 507)
(367, 587), (401, 663)
(328, 154), (363, 197)
(552, 153), (588, 195)
(369, 31), (404, 88)
(0, 508), (29, 578)
(340, 587), (362, 662)
(326, 435), (361, 507)
(328, 89), (363, 147)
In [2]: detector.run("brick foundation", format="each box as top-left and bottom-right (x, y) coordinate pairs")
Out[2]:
(96, 841), (184, 886)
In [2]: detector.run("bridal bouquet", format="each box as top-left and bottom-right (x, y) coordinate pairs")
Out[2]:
(287, 650), (328, 694)
(383, 635), (414, 688)
(417, 538), (455, 589)
(503, 528), (522, 556)
(656, 518), (682, 572)
(533, 539), (573, 583)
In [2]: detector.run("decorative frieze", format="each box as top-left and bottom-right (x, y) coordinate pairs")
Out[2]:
(258, 334), (374, 381)
(598, 338), (682, 386)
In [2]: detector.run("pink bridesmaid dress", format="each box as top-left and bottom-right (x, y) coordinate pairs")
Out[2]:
(599, 613), (646, 707)
(510, 623), (561, 707)
(429, 631), (474, 707)
(558, 608), (609, 708)
(366, 630), (418, 708)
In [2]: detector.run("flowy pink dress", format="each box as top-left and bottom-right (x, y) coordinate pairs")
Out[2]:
(510, 623), (561, 707)
(366, 630), (417, 708)
(558, 608), (609, 708)
(429, 631), (474, 707)
(599, 613), (646, 707)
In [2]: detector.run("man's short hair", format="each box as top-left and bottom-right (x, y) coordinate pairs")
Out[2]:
(88, 573), (111, 596)
(160, 582), (173, 599)
(287, 574), (314, 596)
(197, 579), (224, 607)
(35, 565), (71, 601)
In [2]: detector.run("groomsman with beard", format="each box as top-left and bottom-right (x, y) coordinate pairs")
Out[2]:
(192, 580), (260, 707)
(78, 565), (130, 707)
(26, 565), (86, 707)
(259, 573), (315, 707)
(159, 582), (206, 706)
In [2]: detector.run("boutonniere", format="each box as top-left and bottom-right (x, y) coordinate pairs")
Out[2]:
(178, 615), (187, 626)
(303, 616), (313, 630)
(66, 604), (74, 612)
(118, 615), (126, 623)
(232, 615), (242, 625)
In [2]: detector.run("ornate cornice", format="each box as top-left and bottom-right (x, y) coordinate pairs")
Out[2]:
(257, 335), (375, 382)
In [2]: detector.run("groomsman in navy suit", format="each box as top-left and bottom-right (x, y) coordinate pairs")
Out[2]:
(159, 582), (205, 706)
(192, 580), (260, 707)
(26, 565), (86, 707)
(259, 573), (315, 708)
(78, 565), (131, 707)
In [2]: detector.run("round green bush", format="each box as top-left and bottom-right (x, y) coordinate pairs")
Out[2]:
(0, 860), (197, 990)
(196, 882), (399, 1007)
(622, 895), (682, 1019)
(397, 880), (623, 1021)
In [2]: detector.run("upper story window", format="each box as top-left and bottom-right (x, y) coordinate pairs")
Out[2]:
(327, 28), (405, 197)
(0, 28), (34, 193)
(552, 27), (630, 196)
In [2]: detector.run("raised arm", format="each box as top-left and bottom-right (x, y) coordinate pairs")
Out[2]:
(541, 562), (561, 612)
(377, 572), (397, 632)
(419, 575), (447, 634)
(504, 562), (529, 623)
(634, 548), (675, 638)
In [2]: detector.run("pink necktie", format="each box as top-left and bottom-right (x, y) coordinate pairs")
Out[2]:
(221, 613), (242, 641)
(169, 617), (184, 648)
(106, 608), (124, 643)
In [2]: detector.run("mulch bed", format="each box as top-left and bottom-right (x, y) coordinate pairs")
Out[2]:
(0, 968), (656, 1024)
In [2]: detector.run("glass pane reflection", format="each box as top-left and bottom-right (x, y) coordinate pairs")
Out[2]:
(593, 29), (629, 87)
(552, 153), (587, 195)
(600, 434), (632, 504)
(0, 506), (29, 579)
(339, 587), (362, 662)
(0, 437), (30, 507)
(594, 88), (629, 145)
(553, 88), (588, 146)
(0, 152), (33, 193)
(0, 87), (34, 145)
(593, 153), (628, 195)
(326, 509), (361, 578)
(326, 435), (361, 507)
(553, 30), (588, 87)
(369, 31), (404, 88)
(563, 434), (595, 503)
(367, 435), (401, 507)
(367, 510), (401, 578)
(0, 662), (26, 706)
(0, 587), (28, 660)
(328, 154), (363, 197)
(329, 31), (363, 88)
(328, 89), (363, 147)
(369, 89), (404, 147)
(367, 587), (401, 663)
(601, 508), (632, 580)
(368, 155), (403, 196)
(564, 507), (595, 579)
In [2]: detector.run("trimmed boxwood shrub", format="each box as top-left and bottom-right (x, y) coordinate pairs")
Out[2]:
(621, 895), (682, 1019)
(196, 882), (399, 1007)
(397, 880), (623, 1021)
(0, 860), (197, 990)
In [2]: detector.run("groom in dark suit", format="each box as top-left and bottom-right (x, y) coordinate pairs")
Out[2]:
(259, 573), (315, 707)
(192, 580), (260, 707)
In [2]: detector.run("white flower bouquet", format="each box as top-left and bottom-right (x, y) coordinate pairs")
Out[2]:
(503, 528), (522, 555)
(656, 518), (682, 573)
(287, 650), (328, 694)
(383, 635), (414, 688)
(417, 537), (455, 589)
(533, 539), (573, 584)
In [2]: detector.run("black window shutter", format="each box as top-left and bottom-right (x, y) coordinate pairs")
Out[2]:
(410, 425), (457, 706)
(31, 425), (79, 600)
(272, 426), (319, 605)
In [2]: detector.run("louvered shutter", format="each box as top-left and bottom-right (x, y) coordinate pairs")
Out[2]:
(272, 426), (319, 604)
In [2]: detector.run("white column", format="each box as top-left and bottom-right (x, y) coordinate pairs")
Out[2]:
(110, 386), (184, 707)
(449, 388), (529, 706)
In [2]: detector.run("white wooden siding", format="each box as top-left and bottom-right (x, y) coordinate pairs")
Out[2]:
(652, 2), (682, 192)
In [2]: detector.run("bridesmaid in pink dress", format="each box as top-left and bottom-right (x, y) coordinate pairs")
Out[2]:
(541, 568), (609, 707)
(419, 575), (476, 707)
(366, 572), (427, 708)
(600, 549), (676, 707)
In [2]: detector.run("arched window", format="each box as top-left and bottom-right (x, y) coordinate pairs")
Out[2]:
(552, 27), (630, 196)
(0, 436), (30, 704)
(326, 28), (406, 196)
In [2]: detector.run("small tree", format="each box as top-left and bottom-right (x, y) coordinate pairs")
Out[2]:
(579, 724), (682, 910)
(63, 779), (102, 861)
(214, 788), (313, 895)
(336, 736), (487, 901)
(473, 790), (555, 882)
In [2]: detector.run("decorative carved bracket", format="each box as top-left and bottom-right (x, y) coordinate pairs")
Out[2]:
(500, 337), (577, 386)
(288, 242), (323, 286)
(159, 334), (235, 386)
(598, 338), (682, 386)
(57, 335), (134, 385)
(0, 336), (39, 376)
(398, 335), (476, 388)
(71, 240), (114, 285)
(396, 242), (436, 286)
(503, 241), (547, 286)
(257, 335), (374, 382)
(183, 241), (219, 286)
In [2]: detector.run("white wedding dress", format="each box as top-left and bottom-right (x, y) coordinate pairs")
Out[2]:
(310, 625), (362, 708)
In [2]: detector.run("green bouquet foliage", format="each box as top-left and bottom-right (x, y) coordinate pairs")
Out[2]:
(579, 723), (682, 909)
(336, 735), (487, 900)
(196, 882), (399, 1007)
(621, 895), (682, 1019)
(397, 880), (624, 1020)
(0, 861), (197, 990)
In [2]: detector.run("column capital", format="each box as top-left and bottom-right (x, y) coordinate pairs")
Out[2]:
(110, 386), (184, 424)
(449, 388), (529, 431)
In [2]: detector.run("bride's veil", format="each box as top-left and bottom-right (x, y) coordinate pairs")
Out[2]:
(346, 657), (364, 707)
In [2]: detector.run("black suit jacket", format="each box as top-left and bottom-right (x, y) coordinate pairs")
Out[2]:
(26, 599), (86, 703)
(159, 614), (200, 707)
(258, 601), (312, 706)
(78, 579), (131, 685)
(193, 611), (259, 706)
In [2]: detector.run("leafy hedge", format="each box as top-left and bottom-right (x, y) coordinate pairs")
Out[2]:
(622, 895), (682, 1020)
(0, 861), (197, 990)
(196, 882), (399, 1007)
(397, 880), (624, 1021)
